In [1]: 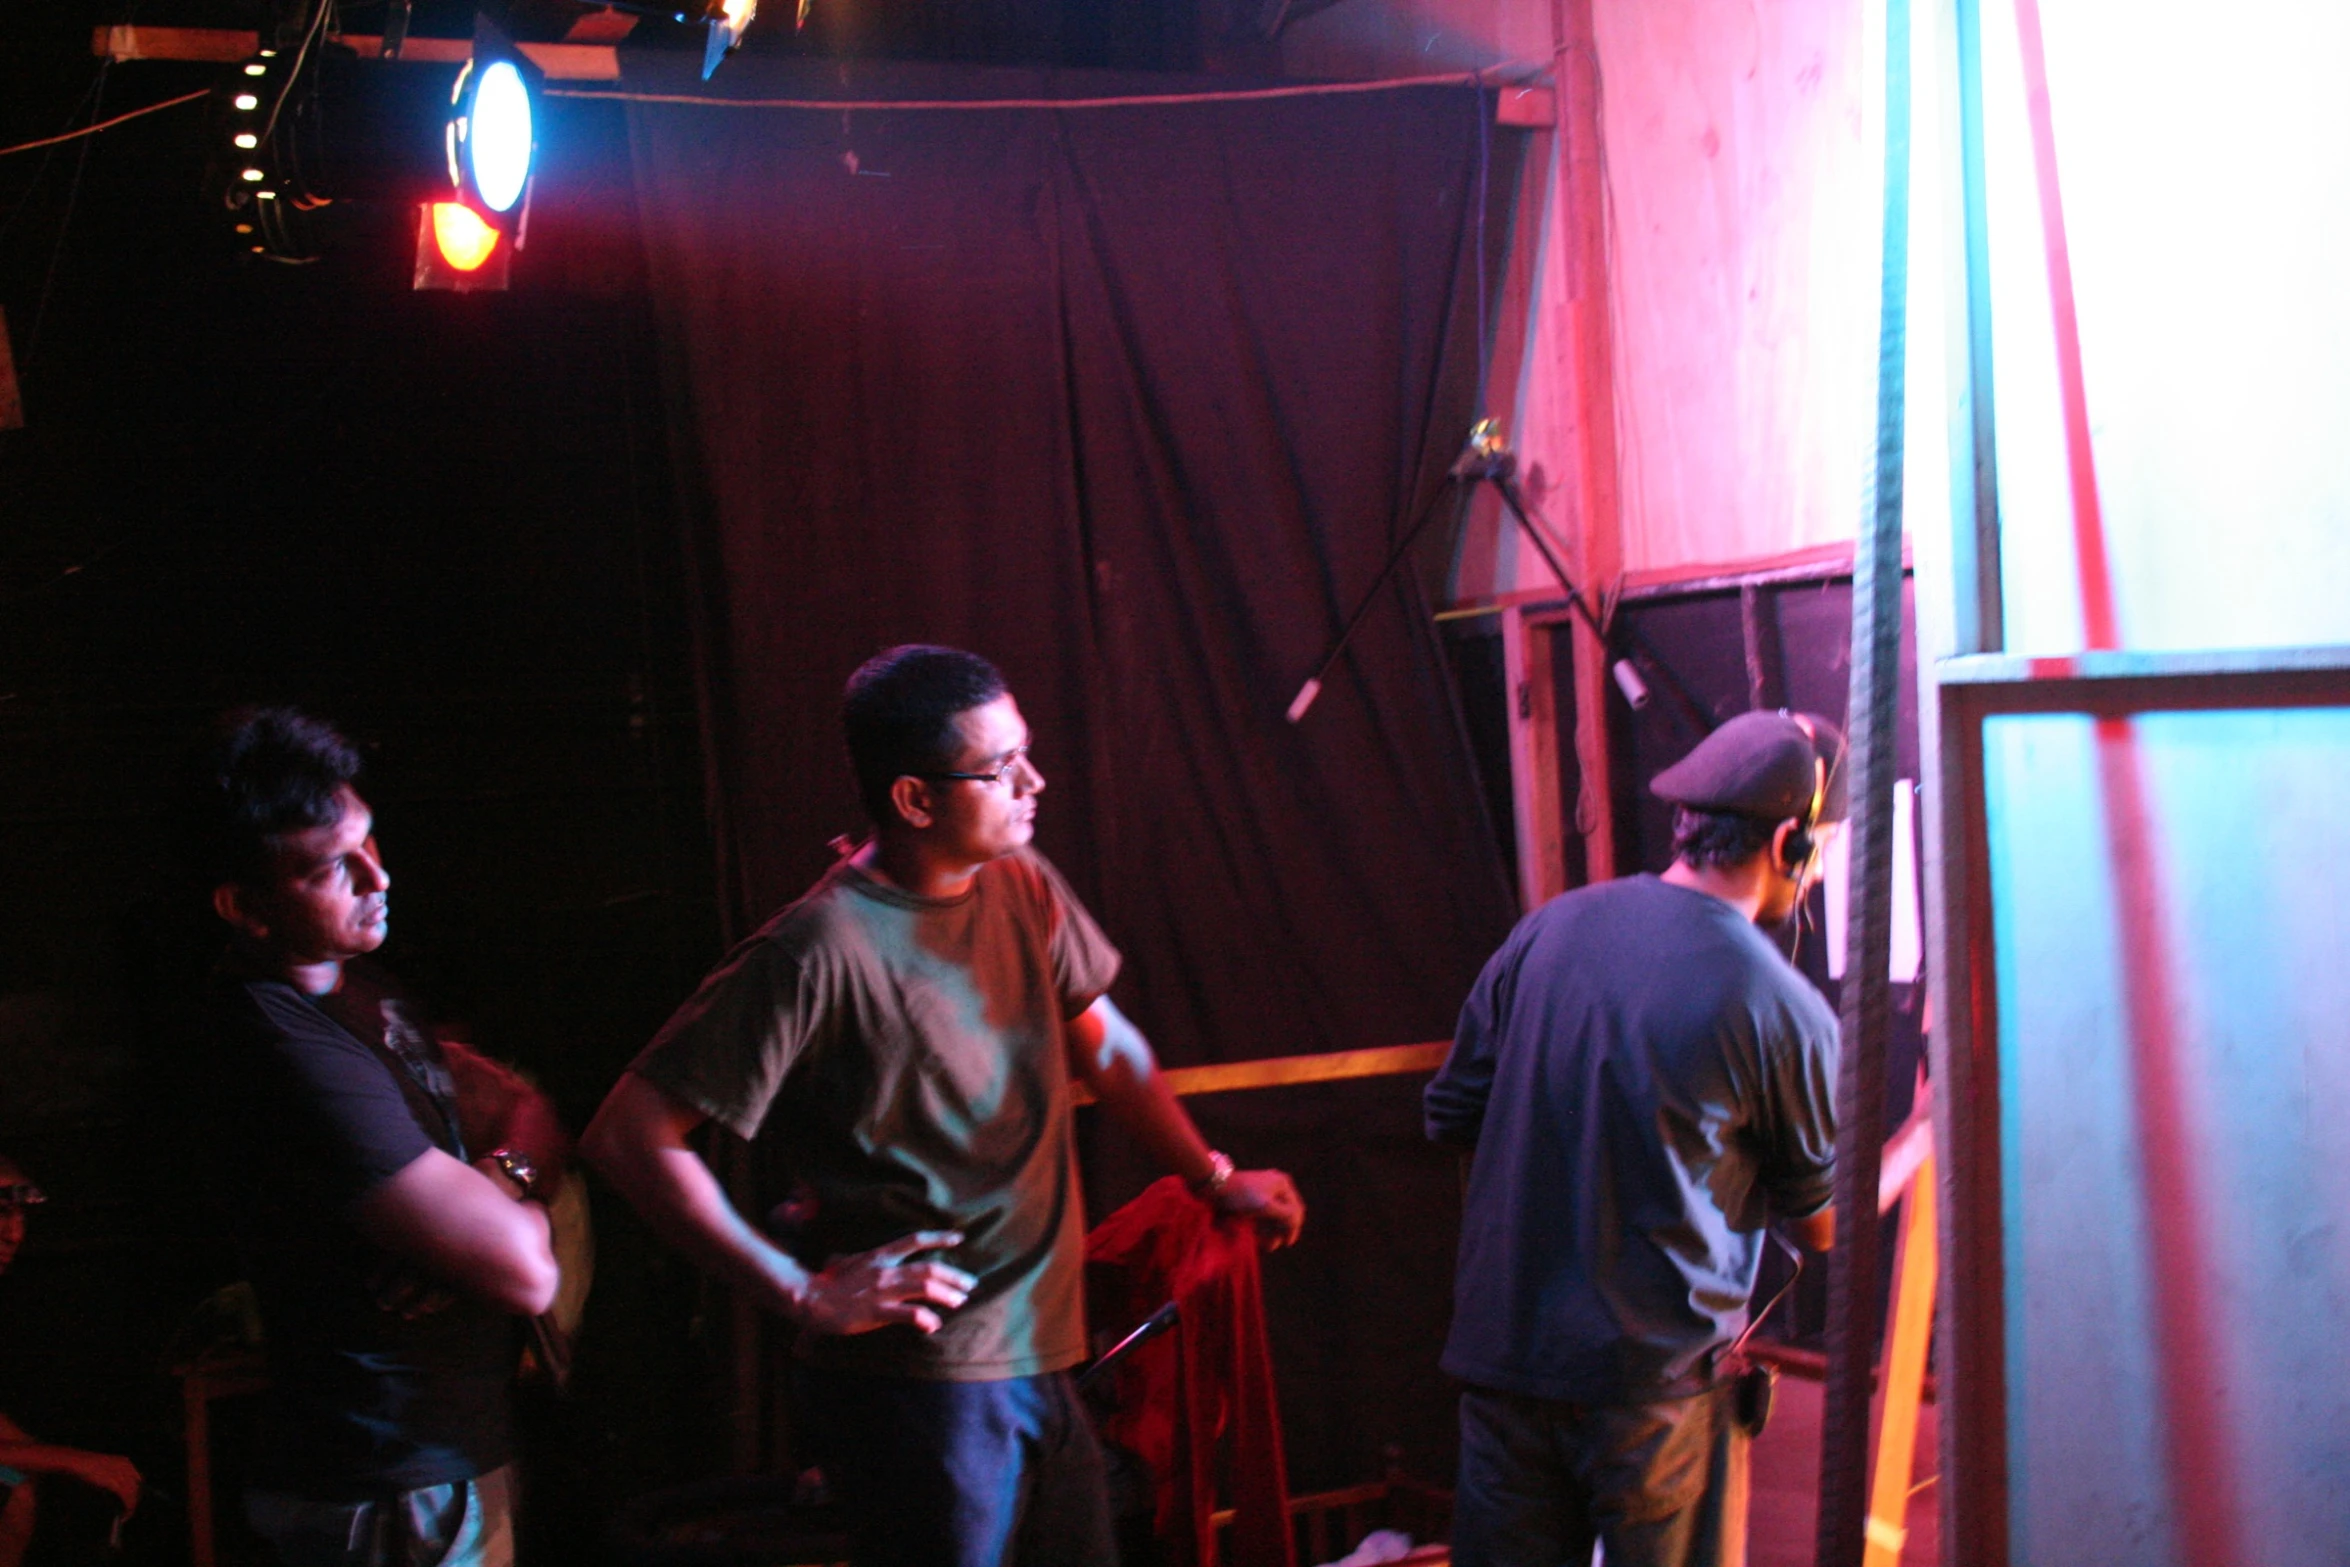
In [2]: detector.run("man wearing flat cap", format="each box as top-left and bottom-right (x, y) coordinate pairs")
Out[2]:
(1427, 710), (1847, 1567)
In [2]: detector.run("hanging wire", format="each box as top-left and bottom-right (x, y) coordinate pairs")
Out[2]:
(546, 69), (1503, 112)
(0, 74), (105, 257)
(21, 60), (111, 376)
(0, 90), (208, 160)
(260, 0), (338, 147)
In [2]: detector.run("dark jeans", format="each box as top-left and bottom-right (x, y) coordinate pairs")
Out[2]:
(244, 1465), (514, 1567)
(797, 1365), (1114, 1567)
(1452, 1383), (1747, 1567)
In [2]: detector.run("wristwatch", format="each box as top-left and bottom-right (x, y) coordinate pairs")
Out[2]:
(1188, 1150), (1236, 1201)
(486, 1146), (541, 1200)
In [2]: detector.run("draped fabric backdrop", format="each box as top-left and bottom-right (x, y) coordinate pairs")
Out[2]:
(627, 57), (1523, 1068)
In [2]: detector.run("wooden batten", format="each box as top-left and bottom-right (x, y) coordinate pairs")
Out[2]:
(93, 26), (623, 81)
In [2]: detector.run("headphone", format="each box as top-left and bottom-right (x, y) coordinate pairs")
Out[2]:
(1779, 714), (1830, 879)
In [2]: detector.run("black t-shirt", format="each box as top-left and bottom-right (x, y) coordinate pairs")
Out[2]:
(1426, 875), (1839, 1403)
(194, 959), (516, 1498)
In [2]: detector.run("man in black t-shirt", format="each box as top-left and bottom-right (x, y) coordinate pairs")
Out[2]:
(187, 709), (566, 1567)
(1427, 711), (1853, 1567)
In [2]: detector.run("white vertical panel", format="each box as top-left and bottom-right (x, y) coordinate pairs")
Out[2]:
(1979, 0), (2350, 653)
(1824, 780), (1921, 982)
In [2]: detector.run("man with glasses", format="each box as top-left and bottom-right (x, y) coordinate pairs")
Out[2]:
(0, 1156), (143, 1567)
(586, 644), (1304, 1567)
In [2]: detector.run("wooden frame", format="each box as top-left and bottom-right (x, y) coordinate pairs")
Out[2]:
(1922, 646), (2350, 1567)
(92, 26), (625, 79)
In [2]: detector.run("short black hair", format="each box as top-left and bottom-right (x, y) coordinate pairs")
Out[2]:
(842, 646), (1008, 824)
(184, 707), (365, 886)
(1670, 805), (1780, 871)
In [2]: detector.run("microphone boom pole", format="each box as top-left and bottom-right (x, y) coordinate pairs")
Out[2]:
(1289, 420), (1608, 724)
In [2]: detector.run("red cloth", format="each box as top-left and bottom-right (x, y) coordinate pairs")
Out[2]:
(1087, 1178), (1296, 1567)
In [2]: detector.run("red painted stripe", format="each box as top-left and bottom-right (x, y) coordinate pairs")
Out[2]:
(2012, 0), (2119, 651)
(2013, 7), (2244, 1563)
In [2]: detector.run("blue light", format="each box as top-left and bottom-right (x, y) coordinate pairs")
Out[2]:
(466, 60), (533, 215)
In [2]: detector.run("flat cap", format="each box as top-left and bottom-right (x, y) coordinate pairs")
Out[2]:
(1651, 710), (1847, 823)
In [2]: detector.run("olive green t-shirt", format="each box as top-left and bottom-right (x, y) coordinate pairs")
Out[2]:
(630, 847), (1120, 1380)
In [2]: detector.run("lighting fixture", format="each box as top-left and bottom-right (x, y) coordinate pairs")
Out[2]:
(215, 17), (541, 272)
(703, 0), (756, 78)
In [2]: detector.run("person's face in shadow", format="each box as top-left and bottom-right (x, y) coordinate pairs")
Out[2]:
(214, 785), (392, 967)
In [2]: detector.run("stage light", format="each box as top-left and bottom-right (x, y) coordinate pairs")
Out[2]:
(430, 201), (500, 271)
(702, 0), (756, 78)
(449, 56), (535, 215)
(214, 19), (540, 271)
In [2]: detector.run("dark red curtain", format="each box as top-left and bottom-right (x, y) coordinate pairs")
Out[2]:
(628, 56), (1522, 1067)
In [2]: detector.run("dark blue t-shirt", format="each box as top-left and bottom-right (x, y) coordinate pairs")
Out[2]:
(195, 961), (516, 1498)
(1426, 875), (1838, 1403)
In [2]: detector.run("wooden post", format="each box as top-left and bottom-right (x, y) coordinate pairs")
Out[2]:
(1554, 0), (1622, 882)
(1501, 606), (1569, 908)
(1920, 1), (2010, 1560)
(1864, 1153), (1940, 1567)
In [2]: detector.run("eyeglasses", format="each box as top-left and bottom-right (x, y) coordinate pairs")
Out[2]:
(0, 1183), (46, 1211)
(916, 743), (1034, 789)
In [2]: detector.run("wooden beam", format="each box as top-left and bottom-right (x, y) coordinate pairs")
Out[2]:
(1069, 1040), (1451, 1106)
(1495, 86), (1556, 128)
(92, 26), (622, 81)
(92, 25), (253, 63)
(1555, 0), (1622, 883)
(1923, 671), (2006, 1567)
(1939, 642), (2350, 687)
(1864, 1152), (1939, 1567)
(1946, 0), (2004, 656)
(1443, 542), (1890, 621)
(1921, 7), (2005, 1555)
(1937, 647), (2350, 718)
(1618, 540), (1901, 601)
(1501, 606), (1570, 908)
(1740, 581), (1783, 712)
(562, 7), (643, 44)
